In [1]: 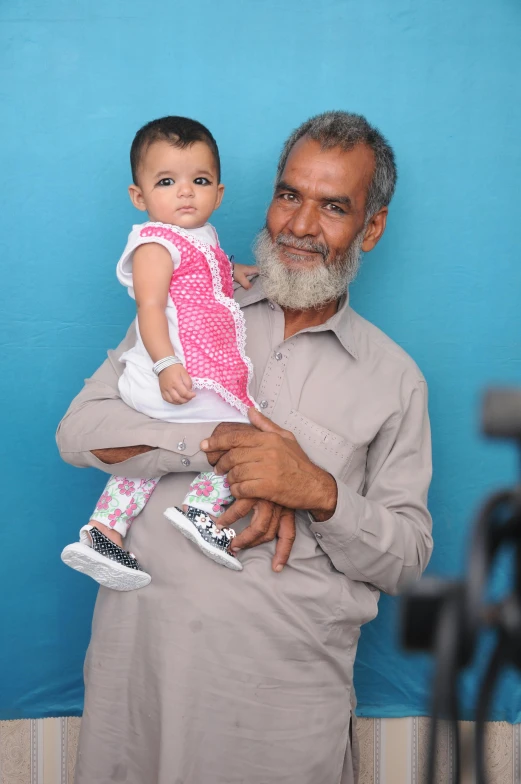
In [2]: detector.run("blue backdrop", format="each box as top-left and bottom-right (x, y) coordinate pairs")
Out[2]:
(2, 0), (521, 721)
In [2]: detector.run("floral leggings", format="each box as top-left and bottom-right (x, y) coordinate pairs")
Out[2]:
(91, 472), (234, 537)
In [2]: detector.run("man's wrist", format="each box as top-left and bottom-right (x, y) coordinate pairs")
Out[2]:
(308, 470), (338, 522)
(91, 445), (156, 465)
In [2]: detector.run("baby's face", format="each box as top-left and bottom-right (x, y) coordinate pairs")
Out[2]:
(129, 140), (224, 229)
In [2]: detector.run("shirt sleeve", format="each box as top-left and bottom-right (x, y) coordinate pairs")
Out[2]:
(56, 323), (219, 477)
(308, 380), (433, 595)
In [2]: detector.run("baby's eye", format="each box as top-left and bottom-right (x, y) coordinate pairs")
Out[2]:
(157, 178), (174, 186)
(194, 177), (211, 186)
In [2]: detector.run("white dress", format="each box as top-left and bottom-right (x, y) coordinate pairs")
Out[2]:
(116, 222), (252, 424)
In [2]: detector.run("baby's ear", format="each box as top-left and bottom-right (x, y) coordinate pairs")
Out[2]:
(215, 183), (225, 209)
(128, 184), (147, 212)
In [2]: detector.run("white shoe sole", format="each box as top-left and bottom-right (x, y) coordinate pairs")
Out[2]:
(61, 543), (151, 591)
(164, 507), (243, 571)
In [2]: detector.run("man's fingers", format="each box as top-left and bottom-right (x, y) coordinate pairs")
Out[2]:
(214, 447), (265, 477)
(217, 497), (256, 528)
(272, 508), (296, 573)
(201, 426), (265, 454)
(227, 478), (266, 501)
(248, 409), (296, 441)
(230, 500), (276, 550)
(204, 449), (227, 467)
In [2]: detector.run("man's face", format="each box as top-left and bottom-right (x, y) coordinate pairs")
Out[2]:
(256, 136), (387, 310)
(266, 136), (376, 268)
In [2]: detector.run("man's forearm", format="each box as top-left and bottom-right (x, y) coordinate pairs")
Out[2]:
(91, 445), (156, 464)
(56, 354), (217, 475)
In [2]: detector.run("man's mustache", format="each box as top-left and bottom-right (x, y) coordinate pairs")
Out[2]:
(275, 234), (329, 261)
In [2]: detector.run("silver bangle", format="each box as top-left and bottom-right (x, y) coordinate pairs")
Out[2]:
(152, 356), (184, 376)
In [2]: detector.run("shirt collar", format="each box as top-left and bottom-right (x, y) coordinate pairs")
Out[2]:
(237, 277), (359, 360)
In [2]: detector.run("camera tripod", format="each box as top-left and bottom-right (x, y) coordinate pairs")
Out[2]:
(402, 389), (521, 784)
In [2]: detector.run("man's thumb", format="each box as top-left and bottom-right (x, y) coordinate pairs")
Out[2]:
(248, 408), (294, 440)
(248, 407), (282, 433)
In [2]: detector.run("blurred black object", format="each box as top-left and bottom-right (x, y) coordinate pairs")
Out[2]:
(401, 389), (521, 784)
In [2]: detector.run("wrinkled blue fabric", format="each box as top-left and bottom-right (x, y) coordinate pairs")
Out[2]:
(2, 0), (521, 722)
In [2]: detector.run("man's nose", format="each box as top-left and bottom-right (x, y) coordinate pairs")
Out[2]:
(286, 201), (320, 237)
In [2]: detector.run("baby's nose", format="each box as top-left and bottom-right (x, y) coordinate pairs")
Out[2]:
(177, 182), (194, 197)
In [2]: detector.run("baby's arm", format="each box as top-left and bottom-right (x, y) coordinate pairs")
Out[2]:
(132, 243), (195, 405)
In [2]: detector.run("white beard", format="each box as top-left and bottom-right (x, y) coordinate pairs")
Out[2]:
(254, 227), (364, 310)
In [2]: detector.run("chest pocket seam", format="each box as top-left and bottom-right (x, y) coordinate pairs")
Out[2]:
(283, 409), (359, 480)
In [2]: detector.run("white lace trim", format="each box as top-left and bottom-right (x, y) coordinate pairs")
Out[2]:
(191, 377), (250, 418)
(143, 222), (257, 416)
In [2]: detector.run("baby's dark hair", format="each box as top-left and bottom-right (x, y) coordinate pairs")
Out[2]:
(130, 116), (221, 184)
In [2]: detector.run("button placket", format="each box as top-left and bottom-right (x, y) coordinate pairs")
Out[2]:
(257, 338), (293, 418)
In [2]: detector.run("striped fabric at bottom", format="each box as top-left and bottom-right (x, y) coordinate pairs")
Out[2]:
(0, 717), (519, 784)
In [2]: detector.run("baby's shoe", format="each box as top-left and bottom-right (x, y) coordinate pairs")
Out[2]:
(163, 506), (242, 571)
(61, 525), (151, 590)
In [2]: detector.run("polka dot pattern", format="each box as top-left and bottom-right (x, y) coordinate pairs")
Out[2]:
(88, 527), (143, 571)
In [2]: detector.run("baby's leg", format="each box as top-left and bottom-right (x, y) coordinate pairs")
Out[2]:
(164, 472), (242, 571)
(89, 476), (160, 545)
(183, 471), (234, 520)
(61, 476), (160, 590)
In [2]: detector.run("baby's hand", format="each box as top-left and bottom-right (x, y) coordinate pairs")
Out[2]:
(158, 364), (196, 405)
(233, 262), (258, 290)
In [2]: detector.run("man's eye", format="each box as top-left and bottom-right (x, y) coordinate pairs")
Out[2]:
(326, 203), (345, 214)
(157, 178), (174, 186)
(194, 177), (211, 186)
(279, 192), (297, 202)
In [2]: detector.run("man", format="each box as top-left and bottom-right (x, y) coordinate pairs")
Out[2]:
(57, 111), (433, 784)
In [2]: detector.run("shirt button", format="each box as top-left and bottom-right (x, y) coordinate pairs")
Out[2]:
(177, 440), (186, 451)
(181, 458), (191, 467)
(269, 302), (275, 310)
(315, 532), (323, 539)
(274, 351), (282, 361)
(259, 400), (268, 409)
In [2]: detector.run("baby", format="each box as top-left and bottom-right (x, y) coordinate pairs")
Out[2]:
(61, 116), (258, 590)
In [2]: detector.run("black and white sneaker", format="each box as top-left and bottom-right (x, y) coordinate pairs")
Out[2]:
(60, 525), (151, 591)
(164, 506), (243, 571)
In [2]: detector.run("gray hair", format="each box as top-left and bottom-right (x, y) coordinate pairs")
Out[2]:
(276, 110), (397, 219)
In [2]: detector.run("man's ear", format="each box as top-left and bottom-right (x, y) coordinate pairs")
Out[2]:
(214, 183), (225, 211)
(361, 207), (388, 252)
(128, 184), (147, 212)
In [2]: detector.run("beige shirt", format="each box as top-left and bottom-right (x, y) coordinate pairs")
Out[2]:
(57, 278), (433, 784)
(58, 278), (433, 594)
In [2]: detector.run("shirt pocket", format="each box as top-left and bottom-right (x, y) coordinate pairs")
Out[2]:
(283, 409), (357, 481)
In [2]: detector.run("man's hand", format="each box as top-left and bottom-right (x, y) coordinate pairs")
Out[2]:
(201, 409), (338, 520)
(218, 498), (296, 572)
(205, 420), (255, 466)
